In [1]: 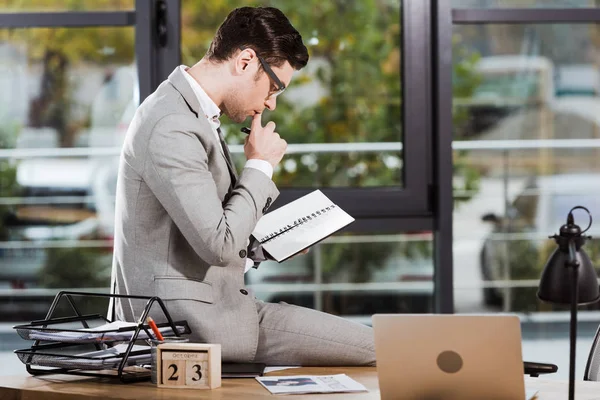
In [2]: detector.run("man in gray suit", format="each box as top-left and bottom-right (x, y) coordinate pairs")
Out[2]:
(110, 6), (375, 366)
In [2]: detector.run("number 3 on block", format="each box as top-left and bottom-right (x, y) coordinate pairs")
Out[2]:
(186, 360), (208, 386)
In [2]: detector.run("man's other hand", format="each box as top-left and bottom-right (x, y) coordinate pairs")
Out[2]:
(290, 248), (309, 259)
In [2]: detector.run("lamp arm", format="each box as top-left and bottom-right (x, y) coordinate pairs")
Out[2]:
(567, 239), (580, 268)
(569, 263), (578, 400)
(567, 237), (580, 400)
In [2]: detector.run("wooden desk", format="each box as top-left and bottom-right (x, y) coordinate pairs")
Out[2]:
(3, 369), (600, 399)
(0, 367), (380, 400)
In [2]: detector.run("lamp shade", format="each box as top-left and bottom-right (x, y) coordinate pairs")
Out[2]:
(537, 247), (600, 305)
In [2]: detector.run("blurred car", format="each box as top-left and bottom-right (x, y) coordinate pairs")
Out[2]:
(454, 55), (555, 138)
(480, 174), (600, 308)
(0, 65), (137, 287)
(0, 158), (102, 286)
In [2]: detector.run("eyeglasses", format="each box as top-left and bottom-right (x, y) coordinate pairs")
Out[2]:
(241, 47), (286, 98)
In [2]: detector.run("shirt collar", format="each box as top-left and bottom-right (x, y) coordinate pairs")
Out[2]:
(179, 65), (221, 125)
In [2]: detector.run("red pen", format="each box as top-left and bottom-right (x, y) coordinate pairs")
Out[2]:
(146, 317), (164, 341)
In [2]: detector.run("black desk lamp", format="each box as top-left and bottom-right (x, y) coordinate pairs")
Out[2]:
(537, 206), (599, 400)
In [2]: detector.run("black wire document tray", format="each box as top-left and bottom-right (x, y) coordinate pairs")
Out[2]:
(14, 314), (189, 343)
(13, 290), (191, 383)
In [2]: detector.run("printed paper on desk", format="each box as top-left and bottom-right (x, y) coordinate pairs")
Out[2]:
(256, 374), (368, 395)
(264, 366), (302, 373)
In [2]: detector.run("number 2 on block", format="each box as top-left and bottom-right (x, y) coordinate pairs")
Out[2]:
(168, 364), (179, 381)
(162, 360), (184, 386)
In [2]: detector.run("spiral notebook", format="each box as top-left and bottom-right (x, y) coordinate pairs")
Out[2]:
(252, 190), (354, 262)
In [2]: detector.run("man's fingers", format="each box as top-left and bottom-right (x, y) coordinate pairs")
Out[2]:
(264, 121), (276, 133)
(251, 113), (262, 132)
(289, 248), (310, 260)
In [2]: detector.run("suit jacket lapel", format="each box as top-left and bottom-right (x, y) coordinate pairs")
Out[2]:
(217, 127), (239, 187)
(168, 67), (238, 190)
(167, 67), (201, 117)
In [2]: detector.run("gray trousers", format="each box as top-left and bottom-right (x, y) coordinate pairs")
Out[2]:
(253, 301), (376, 366)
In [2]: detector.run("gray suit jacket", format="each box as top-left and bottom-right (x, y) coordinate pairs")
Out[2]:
(109, 66), (279, 362)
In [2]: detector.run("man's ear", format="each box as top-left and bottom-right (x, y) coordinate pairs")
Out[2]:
(237, 48), (255, 74)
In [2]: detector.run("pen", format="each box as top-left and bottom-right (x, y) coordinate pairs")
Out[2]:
(146, 316), (164, 341)
(241, 127), (251, 135)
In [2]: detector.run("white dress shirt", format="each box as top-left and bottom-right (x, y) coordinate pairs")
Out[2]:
(180, 66), (270, 273)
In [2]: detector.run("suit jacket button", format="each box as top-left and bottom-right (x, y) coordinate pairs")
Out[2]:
(240, 289), (248, 295)
(239, 250), (247, 258)
(266, 197), (272, 205)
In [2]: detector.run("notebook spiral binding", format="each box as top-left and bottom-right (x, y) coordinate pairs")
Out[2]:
(259, 204), (337, 244)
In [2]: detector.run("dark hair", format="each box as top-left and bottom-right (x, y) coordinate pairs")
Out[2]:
(206, 7), (309, 71)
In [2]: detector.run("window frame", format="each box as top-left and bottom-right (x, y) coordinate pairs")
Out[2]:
(274, 0), (434, 224)
(445, 2), (600, 313)
(274, 0), (450, 312)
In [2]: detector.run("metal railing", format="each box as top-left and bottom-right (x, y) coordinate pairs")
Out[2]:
(0, 138), (599, 314)
(0, 138), (600, 158)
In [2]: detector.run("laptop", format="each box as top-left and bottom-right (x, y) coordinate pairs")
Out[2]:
(372, 314), (526, 400)
(221, 362), (266, 378)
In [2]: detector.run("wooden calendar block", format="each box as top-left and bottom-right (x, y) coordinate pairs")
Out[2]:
(156, 343), (221, 389)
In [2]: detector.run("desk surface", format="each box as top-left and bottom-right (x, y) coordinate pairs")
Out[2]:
(0, 367), (379, 400)
(3, 368), (600, 399)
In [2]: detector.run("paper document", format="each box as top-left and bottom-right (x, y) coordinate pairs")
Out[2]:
(22, 344), (152, 370)
(256, 374), (368, 395)
(25, 321), (186, 342)
(252, 190), (354, 262)
(264, 366), (302, 373)
(78, 343), (150, 359)
(80, 321), (136, 331)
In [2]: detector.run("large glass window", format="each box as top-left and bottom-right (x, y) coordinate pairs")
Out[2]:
(452, 21), (600, 378)
(182, 0), (402, 189)
(0, 26), (135, 321)
(452, 23), (600, 314)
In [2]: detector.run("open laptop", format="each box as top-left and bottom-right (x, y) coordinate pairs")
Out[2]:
(372, 314), (526, 400)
